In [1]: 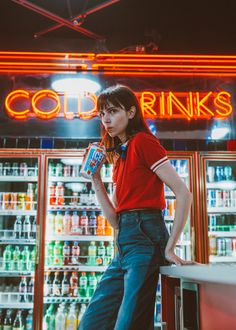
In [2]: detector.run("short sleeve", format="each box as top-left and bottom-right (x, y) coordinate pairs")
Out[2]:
(134, 132), (169, 172)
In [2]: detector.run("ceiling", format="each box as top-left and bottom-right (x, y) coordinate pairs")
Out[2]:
(1, 0), (236, 54)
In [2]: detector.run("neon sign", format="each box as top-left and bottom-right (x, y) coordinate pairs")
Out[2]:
(4, 89), (232, 121)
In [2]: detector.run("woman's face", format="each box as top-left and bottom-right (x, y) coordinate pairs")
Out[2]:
(99, 102), (130, 143)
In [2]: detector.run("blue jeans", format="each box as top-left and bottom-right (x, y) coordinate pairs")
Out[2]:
(78, 209), (169, 330)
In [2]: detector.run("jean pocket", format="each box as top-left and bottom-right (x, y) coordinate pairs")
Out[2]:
(138, 218), (169, 245)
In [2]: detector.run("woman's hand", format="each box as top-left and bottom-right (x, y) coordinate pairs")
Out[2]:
(165, 247), (196, 266)
(91, 157), (106, 181)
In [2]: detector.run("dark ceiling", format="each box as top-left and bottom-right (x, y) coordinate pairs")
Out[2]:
(1, 0), (236, 54)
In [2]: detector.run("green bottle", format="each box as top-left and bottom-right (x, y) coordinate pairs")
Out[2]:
(88, 272), (97, 297)
(96, 241), (106, 266)
(88, 242), (97, 266)
(3, 246), (12, 271)
(79, 272), (88, 297)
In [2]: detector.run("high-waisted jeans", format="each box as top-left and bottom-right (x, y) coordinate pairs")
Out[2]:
(78, 209), (169, 330)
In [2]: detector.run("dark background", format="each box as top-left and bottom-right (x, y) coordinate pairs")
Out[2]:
(1, 0), (236, 54)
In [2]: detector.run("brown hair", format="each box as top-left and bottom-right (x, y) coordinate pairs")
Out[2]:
(97, 84), (151, 163)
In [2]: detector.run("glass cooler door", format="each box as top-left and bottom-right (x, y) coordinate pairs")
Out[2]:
(202, 155), (236, 263)
(42, 154), (115, 329)
(0, 155), (40, 330)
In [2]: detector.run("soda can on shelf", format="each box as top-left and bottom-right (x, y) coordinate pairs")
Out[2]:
(208, 215), (217, 231)
(80, 143), (106, 179)
(2, 192), (10, 209)
(0, 162), (3, 175)
(207, 166), (215, 183)
(10, 192), (18, 210)
(225, 238), (232, 256)
(55, 163), (63, 177)
(3, 162), (11, 176)
(72, 164), (80, 177)
(18, 193), (26, 210)
(209, 235), (217, 255)
(215, 190), (223, 208)
(232, 238), (236, 256)
(12, 162), (19, 176)
(207, 189), (216, 207)
(224, 166), (233, 180)
(64, 165), (71, 177)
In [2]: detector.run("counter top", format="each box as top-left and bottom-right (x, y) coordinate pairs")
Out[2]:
(160, 263), (236, 285)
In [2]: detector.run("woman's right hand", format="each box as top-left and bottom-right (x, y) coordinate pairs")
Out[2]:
(165, 247), (195, 266)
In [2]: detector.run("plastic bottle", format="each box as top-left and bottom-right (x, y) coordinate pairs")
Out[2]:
(29, 246), (36, 271)
(63, 241), (71, 265)
(13, 216), (22, 239)
(88, 272), (97, 297)
(71, 242), (80, 265)
(88, 211), (97, 235)
(22, 216), (31, 239)
(45, 241), (54, 266)
(31, 217), (36, 240)
(55, 182), (65, 206)
(55, 211), (63, 235)
(53, 241), (63, 266)
(25, 183), (34, 211)
(96, 241), (106, 266)
(79, 272), (88, 297)
(63, 211), (71, 235)
(44, 272), (52, 297)
(88, 187), (96, 206)
(25, 310), (33, 330)
(88, 242), (97, 266)
(61, 272), (70, 296)
(3, 309), (12, 330)
(28, 275), (34, 302)
(105, 218), (114, 236)
(3, 246), (12, 271)
(55, 306), (66, 330)
(13, 310), (24, 330)
(12, 246), (21, 271)
(0, 309), (3, 330)
(66, 305), (77, 330)
(80, 211), (89, 235)
(52, 272), (61, 296)
(106, 241), (114, 265)
(49, 182), (56, 205)
(77, 304), (86, 326)
(80, 184), (88, 205)
(21, 246), (30, 271)
(97, 212), (106, 236)
(19, 276), (27, 303)
(43, 304), (55, 330)
(71, 212), (79, 234)
(70, 272), (78, 297)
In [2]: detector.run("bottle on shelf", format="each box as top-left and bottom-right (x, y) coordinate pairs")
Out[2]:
(19, 276), (27, 303)
(44, 272), (52, 297)
(80, 211), (89, 236)
(28, 275), (35, 303)
(66, 305), (77, 330)
(106, 241), (114, 265)
(21, 246), (30, 271)
(43, 304), (55, 330)
(3, 309), (12, 329)
(97, 212), (106, 236)
(63, 211), (72, 235)
(63, 241), (71, 265)
(12, 246), (21, 271)
(53, 241), (63, 266)
(77, 304), (86, 326)
(105, 219), (114, 236)
(31, 217), (36, 240)
(71, 242), (80, 265)
(71, 212), (79, 235)
(52, 272), (61, 296)
(88, 272), (97, 297)
(70, 272), (78, 297)
(55, 306), (66, 330)
(47, 213), (55, 236)
(49, 182), (56, 206)
(55, 212), (63, 235)
(61, 271), (70, 297)
(0, 309), (3, 330)
(88, 241), (97, 266)
(45, 241), (54, 266)
(29, 246), (36, 271)
(55, 163), (63, 177)
(22, 216), (31, 240)
(80, 184), (88, 205)
(25, 183), (35, 211)
(13, 216), (22, 239)
(25, 309), (33, 330)
(88, 211), (97, 236)
(79, 272), (88, 298)
(3, 245), (12, 271)
(96, 241), (106, 266)
(55, 182), (65, 206)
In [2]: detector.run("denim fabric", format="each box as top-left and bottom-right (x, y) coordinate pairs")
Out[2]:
(78, 209), (169, 330)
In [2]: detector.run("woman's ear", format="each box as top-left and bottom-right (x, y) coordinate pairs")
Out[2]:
(128, 106), (136, 119)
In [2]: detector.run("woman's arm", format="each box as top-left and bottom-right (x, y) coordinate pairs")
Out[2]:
(154, 161), (193, 265)
(91, 173), (118, 230)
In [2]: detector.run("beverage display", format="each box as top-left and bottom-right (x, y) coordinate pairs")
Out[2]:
(0, 157), (38, 327)
(204, 159), (236, 263)
(80, 143), (106, 179)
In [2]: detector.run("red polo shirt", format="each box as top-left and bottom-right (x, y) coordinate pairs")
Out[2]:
(112, 132), (169, 213)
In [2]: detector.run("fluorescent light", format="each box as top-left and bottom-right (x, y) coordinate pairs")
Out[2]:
(52, 78), (101, 95)
(211, 127), (230, 140)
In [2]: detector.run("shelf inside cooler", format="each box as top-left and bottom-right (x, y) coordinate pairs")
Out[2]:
(0, 302), (33, 309)
(209, 255), (236, 262)
(45, 235), (113, 242)
(0, 271), (34, 277)
(208, 231), (236, 237)
(0, 176), (38, 182)
(44, 265), (108, 272)
(49, 176), (112, 183)
(206, 181), (236, 190)
(208, 207), (236, 213)
(0, 210), (37, 216)
(43, 296), (91, 304)
(48, 205), (101, 211)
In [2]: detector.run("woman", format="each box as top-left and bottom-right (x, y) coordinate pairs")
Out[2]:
(78, 85), (192, 330)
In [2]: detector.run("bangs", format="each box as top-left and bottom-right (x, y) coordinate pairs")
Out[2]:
(97, 89), (126, 112)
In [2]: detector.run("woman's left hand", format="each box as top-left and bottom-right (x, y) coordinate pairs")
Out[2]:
(165, 248), (196, 266)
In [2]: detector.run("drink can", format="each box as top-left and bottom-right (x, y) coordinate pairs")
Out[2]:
(64, 165), (71, 177)
(80, 143), (106, 179)
(20, 162), (28, 176)
(216, 190), (223, 208)
(12, 162), (19, 176)
(2, 192), (10, 209)
(0, 162), (3, 176)
(207, 189), (216, 207)
(208, 215), (217, 231)
(216, 238), (226, 256)
(223, 190), (230, 207)
(18, 193), (26, 210)
(207, 166), (215, 182)
(209, 235), (217, 255)
(225, 238), (232, 256)
(224, 166), (232, 180)
(10, 192), (18, 210)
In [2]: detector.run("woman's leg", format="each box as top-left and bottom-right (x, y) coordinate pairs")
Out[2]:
(114, 264), (159, 330)
(78, 253), (124, 330)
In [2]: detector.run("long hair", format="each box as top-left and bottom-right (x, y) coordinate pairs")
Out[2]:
(97, 85), (151, 163)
